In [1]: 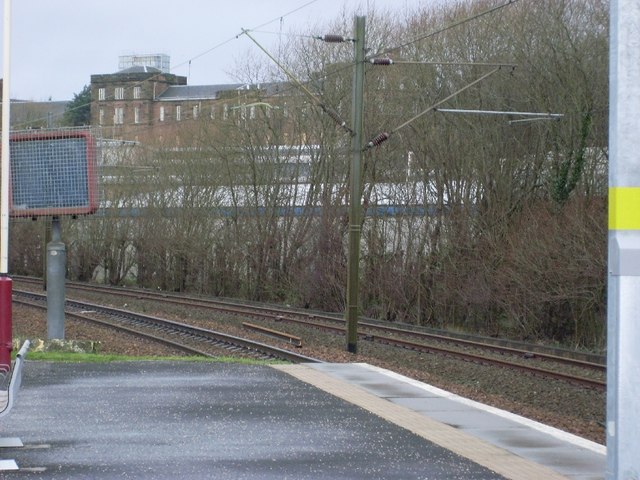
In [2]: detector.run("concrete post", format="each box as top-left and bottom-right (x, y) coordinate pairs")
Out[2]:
(607, 1), (640, 477)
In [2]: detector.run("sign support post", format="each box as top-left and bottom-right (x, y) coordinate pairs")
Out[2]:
(46, 217), (65, 339)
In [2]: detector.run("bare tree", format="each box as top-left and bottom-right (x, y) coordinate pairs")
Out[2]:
(18, 0), (608, 349)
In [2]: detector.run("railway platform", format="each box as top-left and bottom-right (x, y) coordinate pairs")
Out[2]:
(0, 360), (604, 479)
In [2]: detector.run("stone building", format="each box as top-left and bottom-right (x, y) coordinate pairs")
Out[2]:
(89, 60), (279, 144)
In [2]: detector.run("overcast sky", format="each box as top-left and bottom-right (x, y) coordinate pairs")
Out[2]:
(0, 0), (426, 101)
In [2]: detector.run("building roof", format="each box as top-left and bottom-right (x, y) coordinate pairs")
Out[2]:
(11, 100), (69, 128)
(117, 66), (162, 74)
(157, 84), (249, 101)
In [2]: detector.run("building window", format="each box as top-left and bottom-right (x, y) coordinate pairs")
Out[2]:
(160, 106), (165, 122)
(114, 107), (124, 125)
(115, 87), (125, 100)
(176, 105), (182, 121)
(99, 108), (104, 125)
(98, 88), (106, 101)
(134, 107), (140, 124)
(133, 86), (141, 99)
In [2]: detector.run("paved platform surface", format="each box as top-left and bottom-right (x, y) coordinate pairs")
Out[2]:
(0, 361), (605, 479)
(295, 363), (605, 480)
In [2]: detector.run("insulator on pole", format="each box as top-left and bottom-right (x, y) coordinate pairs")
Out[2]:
(322, 34), (348, 43)
(370, 58), (393, 65)
(366, 132), (390, 148)
(325, 108), (346, 127)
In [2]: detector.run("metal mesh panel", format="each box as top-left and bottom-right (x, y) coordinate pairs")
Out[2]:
(8, 128), (99, 217)
(118, 53), (170, 72)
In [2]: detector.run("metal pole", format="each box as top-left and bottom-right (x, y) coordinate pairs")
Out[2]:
(0, 0), (13, 368)
(607, 1), (640, 478)
(1, 0), (11, 274)
(47, 216), (65, 339)
(345, 16), (365, 354)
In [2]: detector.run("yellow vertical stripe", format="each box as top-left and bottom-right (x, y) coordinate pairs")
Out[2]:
(609, 187), (640, 230)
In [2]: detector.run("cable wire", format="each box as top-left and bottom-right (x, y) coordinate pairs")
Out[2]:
(365, 66), (503, 149)
(241, 29), (353, 135)
(377, 0), (520, 56)
(13, 0), (324, 130)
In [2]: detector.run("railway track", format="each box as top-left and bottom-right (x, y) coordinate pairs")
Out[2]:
(13, 277), (605, 390)
(13, 290), (321, 364)
(15, 277), (605, 364)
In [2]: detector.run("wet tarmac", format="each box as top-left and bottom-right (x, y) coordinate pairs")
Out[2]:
(0, 361), (505, 479)
(0, 361), (605, 479)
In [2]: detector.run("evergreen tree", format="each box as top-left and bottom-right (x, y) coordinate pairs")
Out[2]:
(63, 85), (91, 126)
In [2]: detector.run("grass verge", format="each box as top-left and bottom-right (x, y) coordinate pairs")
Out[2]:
(23, 351), (287, 365)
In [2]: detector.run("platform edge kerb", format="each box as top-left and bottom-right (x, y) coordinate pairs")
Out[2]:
(358, 362), (606, 455)
(273, 364), (571, 480)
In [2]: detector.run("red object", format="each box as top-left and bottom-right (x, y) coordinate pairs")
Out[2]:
(0, 276), (12, 369)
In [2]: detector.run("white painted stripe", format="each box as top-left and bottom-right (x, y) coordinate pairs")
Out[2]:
(0, 437), (23, 448)
(0, 459), (18, 471)
(357, 363), (606, 455)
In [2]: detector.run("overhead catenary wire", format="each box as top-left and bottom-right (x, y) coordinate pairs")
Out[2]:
(22, 58), (352, 143)
(434, 108), (564, 124)
(188, 0), (321, 67)
(362, 0), (523, 148)
(19, 0), (523, 141)
(508, 116), (564, 125)
(74, 8), (513, 141)
(13, 0), (325, 130)
(22, 0), (509, 131)
(365, 66), (503, 149)
(247, 29), (323, 40)
(376, 0), (521, 57)
(369, 59), (517, 68)
(14, 56), (357, 133)
(57, 55), (354, 148)
(241, 28), (353, 135)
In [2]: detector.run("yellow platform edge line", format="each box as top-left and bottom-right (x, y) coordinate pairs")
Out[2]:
(273, 364), (570, 480)
(609, 187), (640, 230)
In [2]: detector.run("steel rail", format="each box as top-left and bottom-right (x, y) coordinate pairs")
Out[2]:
(13, 291), (321, 364)
(366, 333), (605, 391)
(56, 280), (603, 369)
(359, 322), (605, 371)
(15, 297), (216, 358)
(241, 311), (606, 389)
(13, 277), (605, 370)
(14, 286), (603, 389)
